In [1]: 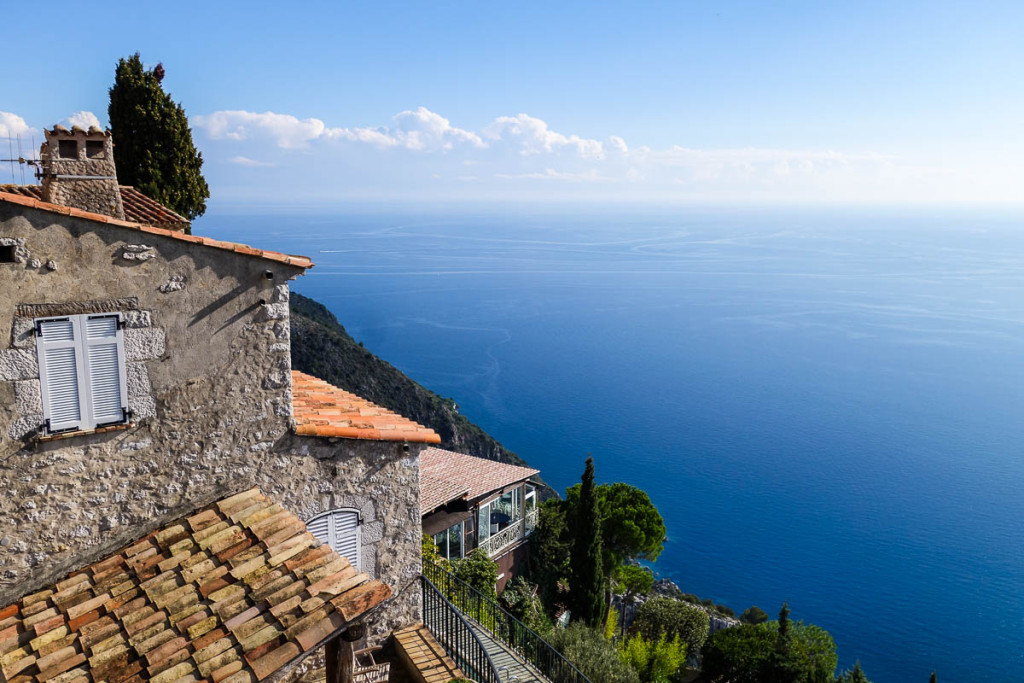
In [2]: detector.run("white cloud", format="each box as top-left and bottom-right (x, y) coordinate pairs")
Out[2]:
(194, 110), (328, 149)
(62, 111), (102, 130)
(0, 112), (32, 138)
(196, 106), (484, 152)
(485, 113), (605, 159)
(229, 156), (275, 167)
(391, 107), (485, 151)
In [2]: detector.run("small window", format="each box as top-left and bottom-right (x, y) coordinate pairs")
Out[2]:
(34, 313), (129, 434)
(86, 140), (105, 159)
(58, 140), (78, 159)
(307, 509), (361, 570)
(0, 245), (15, 263)
(433, 521), (465, 560)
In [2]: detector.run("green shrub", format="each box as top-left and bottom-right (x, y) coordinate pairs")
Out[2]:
(739, 606), (769, 625)
(499, 577), (552, 632)
(451, 549), (498, 600)
(545, 623), (640, 683)
(701, 623), (775, 683)
(618, 633), (687, 683)
(700, 617), (838, 683)
(634, 597), (710, 655)
(605, 605), (620, 641)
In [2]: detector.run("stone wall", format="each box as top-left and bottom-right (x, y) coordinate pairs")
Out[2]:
(0, 204), (423, 640)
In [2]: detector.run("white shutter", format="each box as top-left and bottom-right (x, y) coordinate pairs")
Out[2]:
(35, 317), (85, 432)
(35, 313), (129, 434)
(307, 514), (331, 547)
(82, 314), (128, 426)
(306, 509), (361, 571)
(331, 510), (361, 570)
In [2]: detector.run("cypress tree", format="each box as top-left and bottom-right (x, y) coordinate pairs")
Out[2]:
(569, 456), (604, 627)
(929, 673), (937, 683)
(108, 53), (210, 221)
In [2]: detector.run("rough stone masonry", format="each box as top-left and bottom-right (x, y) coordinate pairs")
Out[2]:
(0, 200), (424, 647)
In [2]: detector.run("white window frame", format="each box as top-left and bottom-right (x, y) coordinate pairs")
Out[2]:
(34, 313), (130, 434)
(306, 508), (362, 570)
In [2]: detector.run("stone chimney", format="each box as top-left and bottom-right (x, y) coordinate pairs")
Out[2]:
(40, 125), (125, 220)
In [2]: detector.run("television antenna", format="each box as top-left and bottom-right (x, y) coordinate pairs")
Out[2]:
(2, 134), (42, 184)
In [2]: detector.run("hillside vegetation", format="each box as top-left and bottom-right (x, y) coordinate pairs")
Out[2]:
(289, 292), (533, 470)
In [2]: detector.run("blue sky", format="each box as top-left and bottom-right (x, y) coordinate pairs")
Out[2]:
(2, 0), (1022, 204)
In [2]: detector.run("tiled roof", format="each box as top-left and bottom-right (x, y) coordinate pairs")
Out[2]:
(0, 185), (189, 231)
(420, 447), (540, 514)
(291, 371), (441, 444)
(0, 488), (392, 683)
(0, 191), (313, 270)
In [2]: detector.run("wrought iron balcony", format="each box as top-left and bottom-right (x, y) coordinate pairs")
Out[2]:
(480, 507), (540, 557)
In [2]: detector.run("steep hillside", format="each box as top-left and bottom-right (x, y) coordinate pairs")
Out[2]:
(289, 292), (532, 470)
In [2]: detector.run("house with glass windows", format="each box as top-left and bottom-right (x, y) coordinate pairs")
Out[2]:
(420, 447), (540, 592)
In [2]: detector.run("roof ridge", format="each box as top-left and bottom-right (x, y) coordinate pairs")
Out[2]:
(0, 190), (313, 270)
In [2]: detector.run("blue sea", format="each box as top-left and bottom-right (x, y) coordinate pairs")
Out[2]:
(204, 205), (1024, 682)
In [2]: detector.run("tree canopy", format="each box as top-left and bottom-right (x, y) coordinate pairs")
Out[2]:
(566, 481), (666, 577)
(108, 53), (209, 221)
(701, 607), (838, 683)
(633, 596), (710, 656)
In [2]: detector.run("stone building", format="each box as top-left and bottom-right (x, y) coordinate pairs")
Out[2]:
(0, 133), (441, 683)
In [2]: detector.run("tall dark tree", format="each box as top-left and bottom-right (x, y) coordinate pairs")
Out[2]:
(108, 53), (209, 221)
(929, 673), (937, 683)
(569, 456), (604, 627)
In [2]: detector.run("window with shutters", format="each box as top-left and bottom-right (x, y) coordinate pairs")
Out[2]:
(34, 313), (130, 434)
(306, 509), (361, 570)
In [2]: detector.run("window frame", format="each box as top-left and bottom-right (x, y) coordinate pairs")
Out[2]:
(34, 312), (130, 434)
(433, 520), (465, 560)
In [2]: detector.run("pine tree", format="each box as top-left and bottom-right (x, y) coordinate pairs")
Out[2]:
(108, 53), (210, 221)
(837, 661), (871, 683)
(569, 456), (605, 627)
(776, 602), (792, 654)
(929, 673), (937, 683)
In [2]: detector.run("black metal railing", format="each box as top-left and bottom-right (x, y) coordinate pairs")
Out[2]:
(423, 562), (593, 683)
(422, 573), (502, 683)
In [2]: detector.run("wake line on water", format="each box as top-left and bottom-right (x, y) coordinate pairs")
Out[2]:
(399, 317), (513, 420)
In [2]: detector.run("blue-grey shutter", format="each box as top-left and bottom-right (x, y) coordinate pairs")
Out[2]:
(331, 510), (361, 570)
(82, 314), (128, 426)
(35, 317), (85, 432)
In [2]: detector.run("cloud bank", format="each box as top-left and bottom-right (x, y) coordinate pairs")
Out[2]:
(192, 105), (1014, 203)
(6, 107), (1019, 203)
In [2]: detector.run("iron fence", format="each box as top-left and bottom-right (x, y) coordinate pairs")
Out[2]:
(422, 573), (502, 683)
(423, 562), (593, 683)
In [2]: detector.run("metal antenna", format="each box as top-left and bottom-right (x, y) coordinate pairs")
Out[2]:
(1, 134), (43, 184)
(18, 135), (26, 185)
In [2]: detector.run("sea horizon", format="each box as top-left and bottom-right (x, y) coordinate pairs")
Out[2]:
(199, 203), (1024, 683)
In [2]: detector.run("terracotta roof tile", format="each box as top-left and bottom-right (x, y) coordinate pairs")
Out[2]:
(420, 447), (540, 514)
(0, 489), (391, 683)
(0, 190), (313, 270)
(0, 185), (189, 232)
(291, 371), (440, 444)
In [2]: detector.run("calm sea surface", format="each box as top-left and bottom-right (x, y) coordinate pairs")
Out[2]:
(204, 205), (1024, 682)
